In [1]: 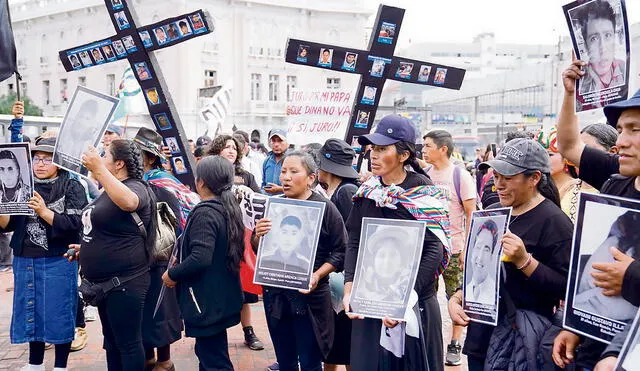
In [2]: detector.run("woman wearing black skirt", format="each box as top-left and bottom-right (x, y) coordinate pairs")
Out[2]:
(343, 115), (450, 371)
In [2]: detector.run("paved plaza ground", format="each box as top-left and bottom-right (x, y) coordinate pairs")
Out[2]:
(0, 270), (467, 370)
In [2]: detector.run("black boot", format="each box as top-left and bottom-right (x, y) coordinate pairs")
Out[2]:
(243, 326), (264, 351)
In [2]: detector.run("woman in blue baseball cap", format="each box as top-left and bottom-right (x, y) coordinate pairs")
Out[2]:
(343, 115), (450, 371)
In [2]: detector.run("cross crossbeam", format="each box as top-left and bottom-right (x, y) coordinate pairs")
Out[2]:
(285, 5), (466, 145)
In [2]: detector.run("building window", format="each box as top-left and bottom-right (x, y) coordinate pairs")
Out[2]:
(78, 76), (86, 87)
(268, 75), (279, 101)
(326, 78), (341, 89)
(286, 76), (297, 101)
(42, 80), (50, 105)
(20, 82), (27, 97)
(204, 70), (217, 87)
(250, 73), (262, 101)
(40, 34), (48, 65)
(107, 74), (115, 96)
(60, 79), (68, 103)
(8, 83), (14, 94)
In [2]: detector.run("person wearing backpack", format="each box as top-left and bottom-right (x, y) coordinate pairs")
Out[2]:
(70, 140), (157, 371)
(422, 129), (477, 366)
(134, 128), (184, 371)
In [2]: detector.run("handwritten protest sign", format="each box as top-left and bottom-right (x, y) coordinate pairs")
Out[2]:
(286, 89), (354, 145)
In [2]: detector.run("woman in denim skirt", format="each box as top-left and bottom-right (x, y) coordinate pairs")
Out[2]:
(0, 137), (88, 371)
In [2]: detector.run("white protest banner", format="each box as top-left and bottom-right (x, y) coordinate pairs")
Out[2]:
(286, 89), (354, 145)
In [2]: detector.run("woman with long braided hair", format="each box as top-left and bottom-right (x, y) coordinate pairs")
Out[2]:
(69, 140), (157, 371)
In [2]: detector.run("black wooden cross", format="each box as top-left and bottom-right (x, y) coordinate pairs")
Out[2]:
(285, 4), (466, 146)
(58, 0), (214, 188)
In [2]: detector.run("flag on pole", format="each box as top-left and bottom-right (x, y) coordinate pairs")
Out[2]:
(0, 0), (17, 83)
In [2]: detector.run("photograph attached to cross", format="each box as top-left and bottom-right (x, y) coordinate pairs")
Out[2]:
(285, 4), (466, 146)
(58, 0), (214, 189)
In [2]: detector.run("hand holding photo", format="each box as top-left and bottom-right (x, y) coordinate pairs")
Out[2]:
(0, 143), (34, 215)
(254, 198), (326, 291)
(350, 218), (426, 320)
(462, 208), (511, 326)
(564, 193), (640, 344)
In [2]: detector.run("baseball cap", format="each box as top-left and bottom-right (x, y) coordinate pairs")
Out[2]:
(358, 115), (417, 146)
(269, 129), (287, 141)
(479, 138), (550, 176)
(105, 123), (123, 136)
(31, 137), (56, 154)
(196, 135), (211, 147)
(603, 89), (640, 127)
(319, 139), (359, 179)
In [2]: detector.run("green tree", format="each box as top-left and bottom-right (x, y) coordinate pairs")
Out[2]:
(0, 93), (43, 116)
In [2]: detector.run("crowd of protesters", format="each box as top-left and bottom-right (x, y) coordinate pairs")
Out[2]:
(1, 56), (640, 371)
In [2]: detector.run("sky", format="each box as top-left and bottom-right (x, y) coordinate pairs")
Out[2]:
(370, 0), (640, 46)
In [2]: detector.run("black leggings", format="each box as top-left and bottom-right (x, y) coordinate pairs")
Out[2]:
(97, 274), (150, 371)
(29, 341), (71, 368)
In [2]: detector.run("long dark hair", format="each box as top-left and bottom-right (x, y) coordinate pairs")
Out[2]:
(196, 156), (244, 272)
(109, 140), (144, 180)
(207, 135), (244, 175)
(394, 141), (429, 178)
(523, 169), (561, 207)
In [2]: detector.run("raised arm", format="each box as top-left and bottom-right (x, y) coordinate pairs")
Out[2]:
(557, 59), (587, 167)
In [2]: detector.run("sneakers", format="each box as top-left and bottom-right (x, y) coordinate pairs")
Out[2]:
(243, 326), (264, 351)
(20, 365), (45, 371)
(445, 340), (462, 366)
(70, 327), (88, 352)
(265, 362), (279, 371)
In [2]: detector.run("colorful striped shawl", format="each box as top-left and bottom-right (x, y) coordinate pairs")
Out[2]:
(144, 169), (200, 229)
(353, 175), (452, 276)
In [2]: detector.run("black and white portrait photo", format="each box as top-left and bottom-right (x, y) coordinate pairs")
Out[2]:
(615, 310), (640, 371)
(0, 143), (34, 215)
(53, 86), (120, 177)
(563, 0), (630, 112)
(564, 193), (640, 343)
(350, 218), (426, 320)
(462, 208), (511, 326)
(254, 197), (325, 291)
(78, 51), (92, 66)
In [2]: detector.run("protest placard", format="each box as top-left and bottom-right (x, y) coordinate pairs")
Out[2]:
(286, 89), (354, 146)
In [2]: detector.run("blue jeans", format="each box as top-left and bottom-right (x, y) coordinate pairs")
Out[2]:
(11, 256), (77, 344)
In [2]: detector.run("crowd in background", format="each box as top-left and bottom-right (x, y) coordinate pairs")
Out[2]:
(0, 57), (639, 371)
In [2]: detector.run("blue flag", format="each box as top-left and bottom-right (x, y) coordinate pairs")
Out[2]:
(0, 0), (17, 82)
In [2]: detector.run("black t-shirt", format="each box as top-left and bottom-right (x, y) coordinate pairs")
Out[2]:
(579, 145), (620, 190)
(330, 181), (358, 222)
(80, 178), (153, 282)
(463, 198), (573, 359)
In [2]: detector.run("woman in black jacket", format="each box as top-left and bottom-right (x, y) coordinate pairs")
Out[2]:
(162, 156), (244, 370)
(255, 151), (347, 371)
(0, 137), (87, 371)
